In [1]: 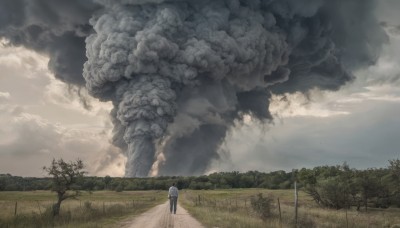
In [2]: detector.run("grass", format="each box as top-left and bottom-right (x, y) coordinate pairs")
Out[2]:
(2, 189), (400, 228)
(179, 189), (400, 228)
(0, 190), (166, 228)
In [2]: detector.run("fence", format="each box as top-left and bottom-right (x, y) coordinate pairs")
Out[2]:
(0, 197), (158, 227)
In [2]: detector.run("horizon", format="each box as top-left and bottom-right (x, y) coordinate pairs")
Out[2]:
(0, 159), (397, 178)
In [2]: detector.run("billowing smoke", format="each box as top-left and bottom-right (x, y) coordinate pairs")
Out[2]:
(0, 0), (388, 177)
(0, 0), (99, 85)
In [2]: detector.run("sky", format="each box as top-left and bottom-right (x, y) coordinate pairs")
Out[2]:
(0, 42), (126, 176)
(0, 1), (399, 177)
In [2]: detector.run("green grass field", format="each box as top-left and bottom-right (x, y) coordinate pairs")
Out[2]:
(0, 190), (166, 228)
(179, 189), (400, 228)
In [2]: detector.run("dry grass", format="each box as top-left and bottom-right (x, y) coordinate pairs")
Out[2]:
(0, 190), (166, 228)
(2, 189), (399, 228)
(179, 189), (400, 228)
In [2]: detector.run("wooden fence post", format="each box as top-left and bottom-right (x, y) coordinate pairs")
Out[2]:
(14, 201), (18, 216)
(294, 181), (298, 227)
(36, 201), (42, 216)
(278, 198), (282, 228)
(345, 202), (349, 228)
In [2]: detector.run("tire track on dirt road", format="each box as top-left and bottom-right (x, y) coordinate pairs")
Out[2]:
(120, 201), (204, 228)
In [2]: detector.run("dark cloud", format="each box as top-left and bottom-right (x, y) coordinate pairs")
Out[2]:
(0, 0), (389, 177)
(0, 0), (100, 86)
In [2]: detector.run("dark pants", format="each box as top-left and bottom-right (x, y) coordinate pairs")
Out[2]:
(169, 196), (178, 214)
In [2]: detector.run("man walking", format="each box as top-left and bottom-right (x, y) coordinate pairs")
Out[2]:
(168, 183), (179, 214)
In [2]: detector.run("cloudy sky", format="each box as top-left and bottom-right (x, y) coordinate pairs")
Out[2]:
(0, 42), (126, 176)
(215, 2), (400, 172)
(0, 1), (399, 177)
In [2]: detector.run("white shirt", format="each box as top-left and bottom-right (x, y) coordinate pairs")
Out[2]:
(168, 186), (179, 197)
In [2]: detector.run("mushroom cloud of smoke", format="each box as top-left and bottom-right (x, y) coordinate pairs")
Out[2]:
(0, 0), (388, 177)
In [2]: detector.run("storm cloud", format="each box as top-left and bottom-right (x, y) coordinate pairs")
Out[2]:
(0, 0), (389, 177)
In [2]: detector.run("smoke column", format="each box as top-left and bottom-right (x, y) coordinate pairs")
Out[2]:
(0, 0), (388, 177)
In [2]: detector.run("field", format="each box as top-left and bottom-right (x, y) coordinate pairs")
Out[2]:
(1, 189), (400, 228)
(0, 190), (166, 228)
(180, 189), (400, 228)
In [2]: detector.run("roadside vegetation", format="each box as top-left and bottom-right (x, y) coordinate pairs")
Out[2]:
(0, 190), (165, 228)
(180, 189), (400, 228)
(1, 158), (399, 227)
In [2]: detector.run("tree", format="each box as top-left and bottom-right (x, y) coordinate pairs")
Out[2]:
(103, 175), (112, 190)
(82, 179), (95, 191)
(43, 158), (86, 216)
(388, 159), (400, 206)
(317, 176), (349, 209)
(355, 169), (380, 211)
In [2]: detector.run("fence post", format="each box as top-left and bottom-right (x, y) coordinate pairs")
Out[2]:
(278, 198), (282, 228)
(14, 201), (18, 216)
(345, 202), (349, 228)
(294, 181), (298, 227)
(36, 201), (42, 216)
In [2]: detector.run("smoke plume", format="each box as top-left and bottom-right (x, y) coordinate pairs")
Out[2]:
(0, 0), (388, 176)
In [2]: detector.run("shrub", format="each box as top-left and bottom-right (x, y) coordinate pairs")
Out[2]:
(250, 193), (272, 220)
(115, 185), (124, 192)
(292, 215), (317, 228)
(84, 201), (92, 210)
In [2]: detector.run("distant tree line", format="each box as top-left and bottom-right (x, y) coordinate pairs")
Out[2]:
(0, 170), (292, 192)
(297, 159), (400, 210)
(1, 159), (399, 209)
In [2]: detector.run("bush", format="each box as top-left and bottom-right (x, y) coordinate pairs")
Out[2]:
(84, 201), (92, 210)
(250, 193), (272, 220)
(115, 185), (124, 192)
(375, 197), (390, 208)
(293, 215), (317, 228)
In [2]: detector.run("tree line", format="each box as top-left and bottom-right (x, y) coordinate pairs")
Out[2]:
(0, 170), (292, 192)
(298, 159), (400, 210)
(1, 159), (399, 210)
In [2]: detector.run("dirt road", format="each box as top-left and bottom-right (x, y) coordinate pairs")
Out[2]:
(120, 201), (205, 228)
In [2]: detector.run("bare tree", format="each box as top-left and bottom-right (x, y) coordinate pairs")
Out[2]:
(43, 158), (86, 216)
